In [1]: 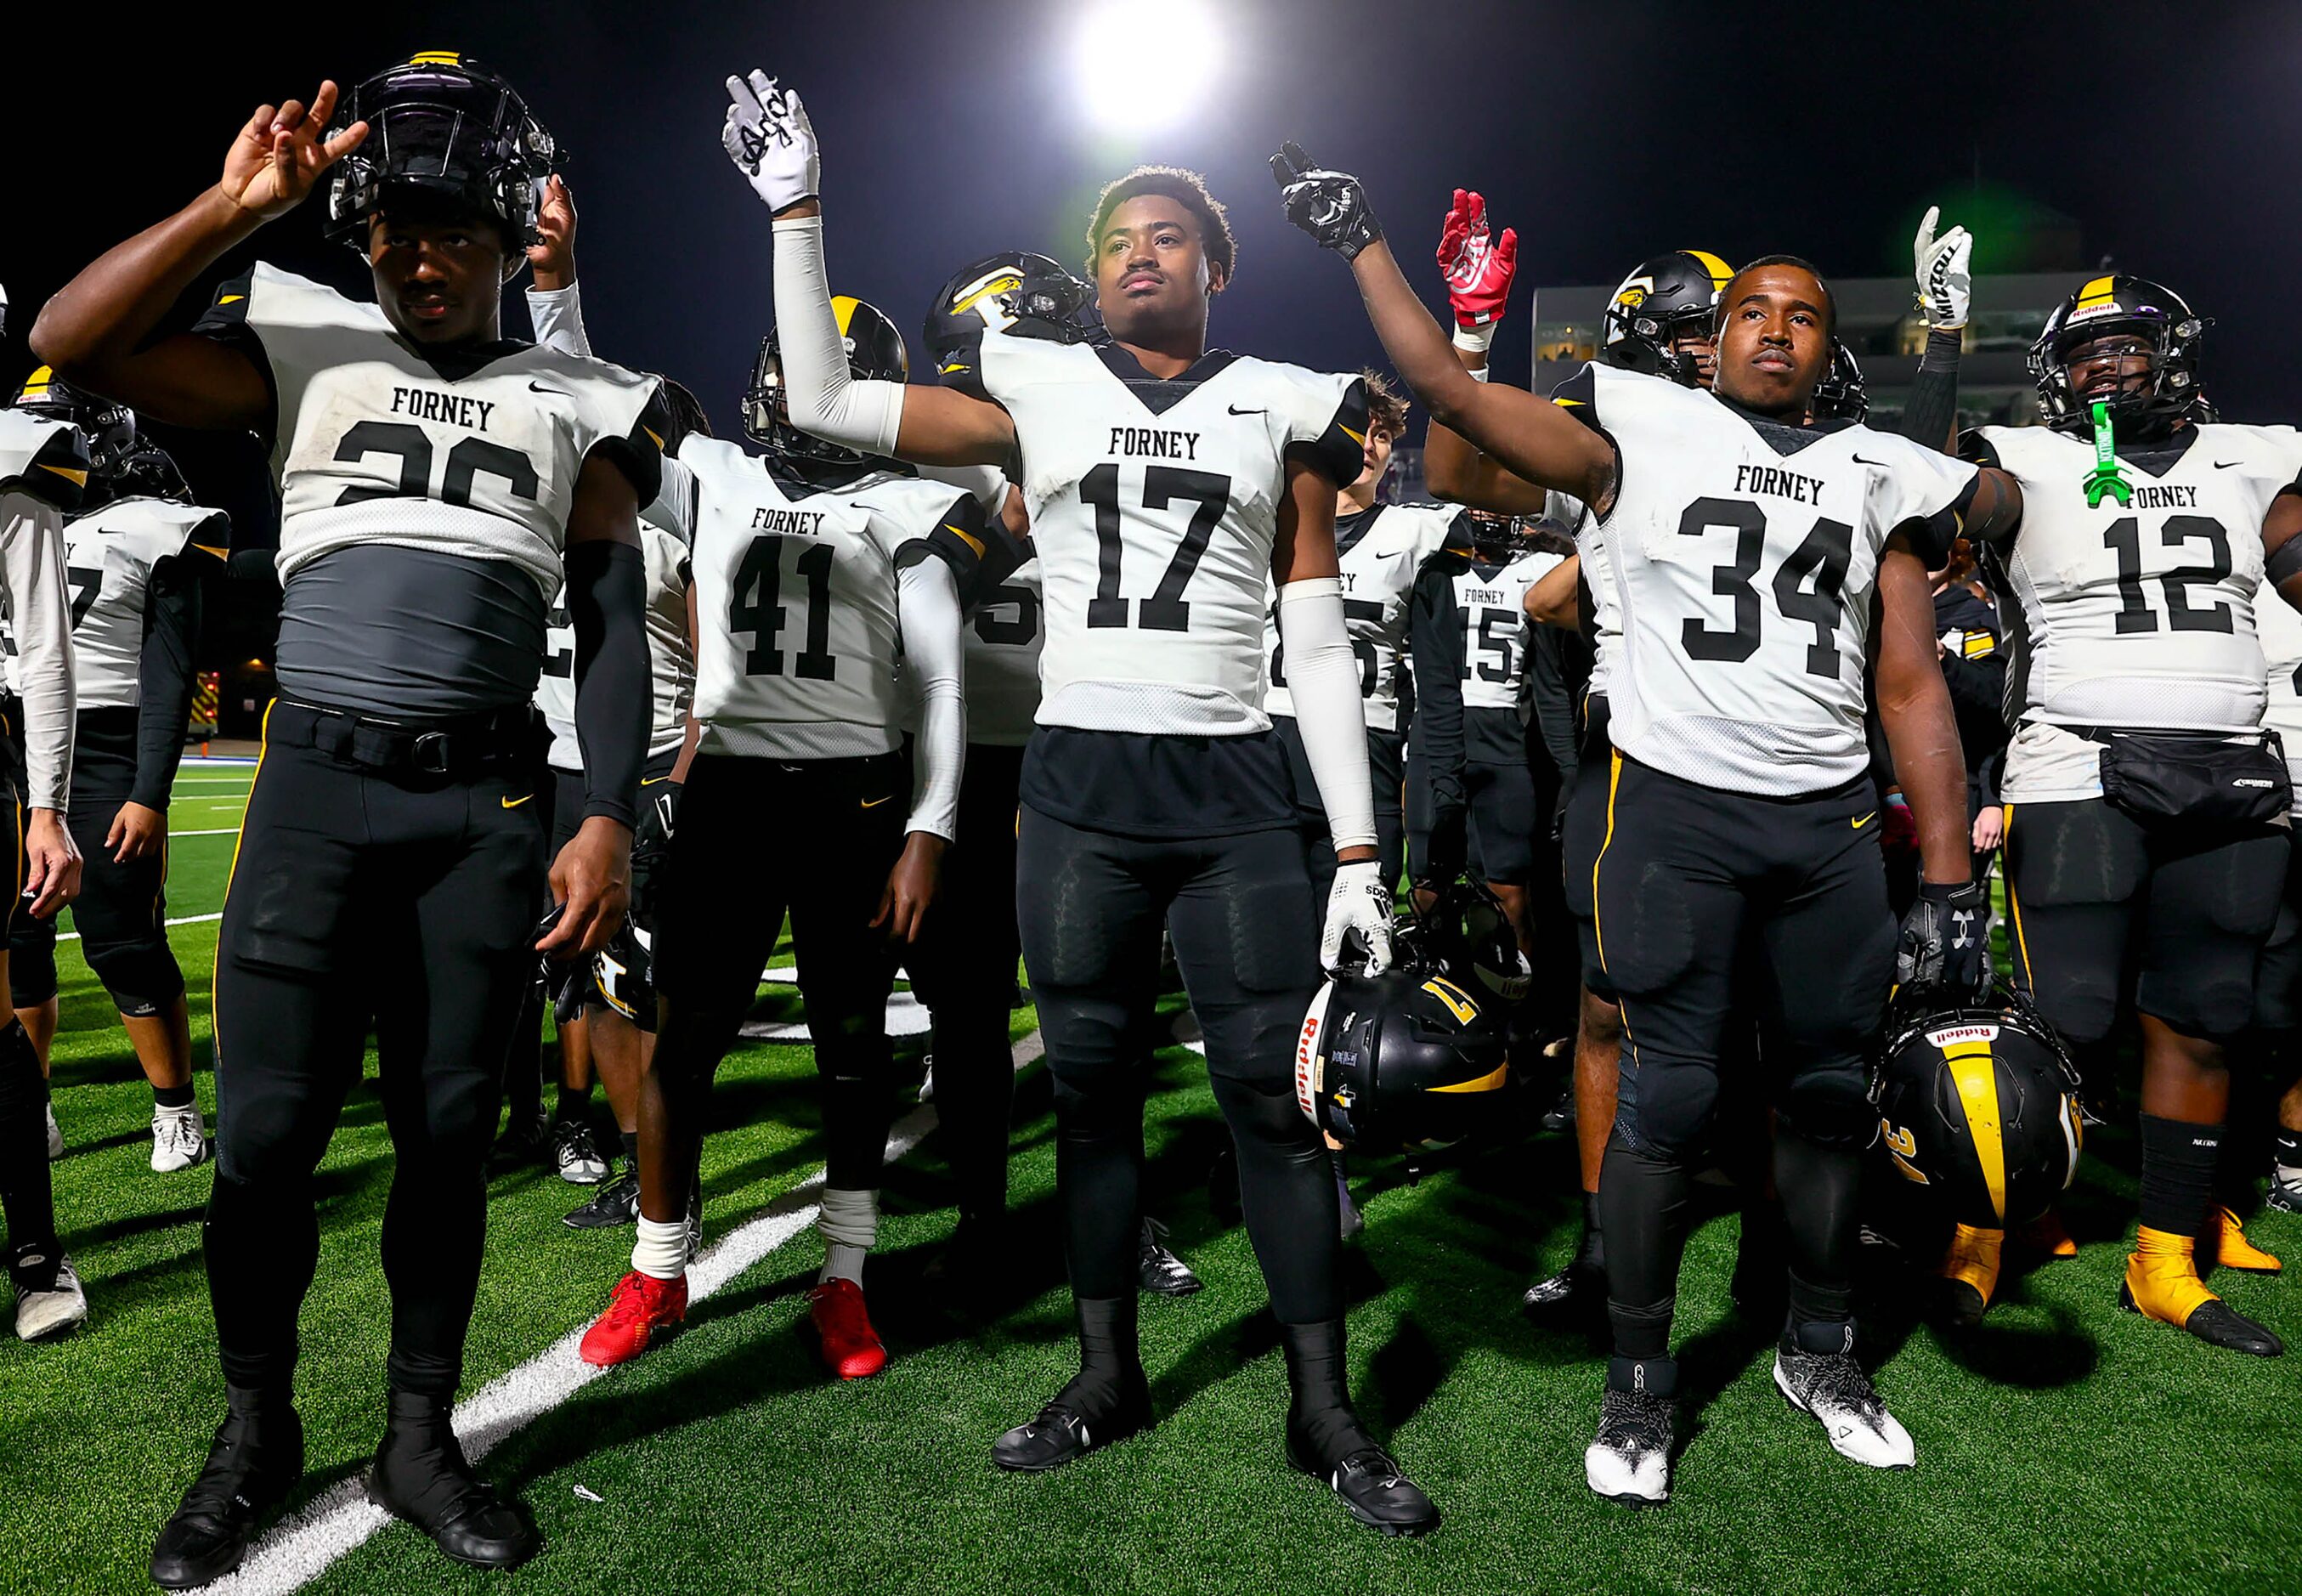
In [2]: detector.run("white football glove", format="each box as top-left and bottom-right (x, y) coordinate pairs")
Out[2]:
(1321, 860), (1394, 976)
(721, 71), (819, 212)
(1912, 204), (1972, 331)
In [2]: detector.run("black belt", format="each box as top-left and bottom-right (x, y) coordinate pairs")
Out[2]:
(269, 699), (534, 776)
(2049, 722), (2266, 747)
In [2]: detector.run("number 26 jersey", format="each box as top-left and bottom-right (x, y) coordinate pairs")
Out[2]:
(952, 330), (1366, 736)
(1579, 363), (1977, 795)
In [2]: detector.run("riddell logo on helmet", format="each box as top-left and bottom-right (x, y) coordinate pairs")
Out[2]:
(1925, 1023), (1999, 1048)
(1293, 1010), (1324, 1119)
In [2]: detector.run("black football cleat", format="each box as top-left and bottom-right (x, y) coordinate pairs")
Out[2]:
(992, 1372), (1153, 1472)
(2119, 1282), (2284, 1357)
(1286, 1426), (1439, 1537)
(1138, 1217), (1202, 1298)
(1540, 1084), (1575, 1135)
(1524, 1199), (1604, 1310)
(150, 1389), (304, 1588)
(488, 1109), (551, 1172)
(368, 1389), (539, 1570)
(562, 1169), (639, 1230)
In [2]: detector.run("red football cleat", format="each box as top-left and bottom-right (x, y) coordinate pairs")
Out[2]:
(580, 1271), (687, 1367)
(807, 1277), (889, 1379)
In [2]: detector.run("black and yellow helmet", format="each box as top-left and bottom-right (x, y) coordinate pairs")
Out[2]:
(13, 369), (184, 505)
(1602, 249), (1734, 386)
(1296, 944), (1511, 1155)
(1810, 338), (1869, 424)
(747, 297), (908, 473)
(924, 251), (1099, 385)
(325, 52), (557, 252)
(2028, 273), (2210, 436)
(1873, 986), (2083, 1231)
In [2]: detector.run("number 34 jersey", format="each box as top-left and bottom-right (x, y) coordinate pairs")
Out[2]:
(1971, 422), (2302, 802)
(1580, 364), (1977, 795)
(679, 435), (988, 759)
(953, 330), (1366, 735)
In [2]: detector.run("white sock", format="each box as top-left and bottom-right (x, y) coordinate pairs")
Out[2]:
(631, 1217), (687, 1281)
(817, 1186), (880, 1285)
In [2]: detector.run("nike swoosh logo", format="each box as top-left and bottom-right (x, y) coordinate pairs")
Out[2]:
(528, 380), (570, 396)
(502, 794), (534, 809)
(860, 795), (895, 809)
(640, 775), (675, 787)
(2215, 461), (2243, 469)
(1852, 811), (1875, 829)
(1228, 405), (1267, 416)
(1852, 455), (1889, 467)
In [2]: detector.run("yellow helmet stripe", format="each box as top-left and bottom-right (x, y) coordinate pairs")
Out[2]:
(947, 274), (1024, 318)
(1943, 1039), (2008, 1223)
(1683, 249), (1735, 286)
(1427, 1061), (1510, 1095)
(2075, 275), (2119, 309)
(831, 296), (863, 337)
(409, 50), (464, 65)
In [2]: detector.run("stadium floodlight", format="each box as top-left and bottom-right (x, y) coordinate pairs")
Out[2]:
(1072, 0), (1225, 133)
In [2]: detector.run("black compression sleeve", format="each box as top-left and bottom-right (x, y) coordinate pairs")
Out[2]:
(1899, 326), (1966, 454)
(1409, 559), (1468, 812)
(130, 556), (203, 811)
(565, 540), (649, 830)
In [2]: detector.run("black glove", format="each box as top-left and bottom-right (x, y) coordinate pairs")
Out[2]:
(630, 781), (681, 931)
(1896, 880), (1989, 1000)
(1270, 142), (1384, 260)
(1422, 800), (1469, 887)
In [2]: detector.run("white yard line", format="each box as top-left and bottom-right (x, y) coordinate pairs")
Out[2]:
(170, 828), (241, 837)
(55, 911), (221, 945)
(206, 1028), (1045, 1595)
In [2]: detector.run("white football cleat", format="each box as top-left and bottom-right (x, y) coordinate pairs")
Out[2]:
(150, 1105), (211, 1174)
(1584, 1387), (1673, 1506)
(44, 1102), (62, 1161)
(1774, 1346), (1915, 1469)
(11, 1244), (88, 1340)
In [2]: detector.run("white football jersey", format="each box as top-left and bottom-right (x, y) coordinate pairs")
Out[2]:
(1980, 422), (2302, 801)
(193, 263), (665, 600)
(682, 436), (984, 759)
(2, 498), (224, 708)
(535, 513), (695, 771)
(1581, 364), (1978, 795)
(1546, 486), (1619, 695)
(959, 557), (1044, 746)
(1444, 545), (1562, 714)
(0, 412), (90, 512)
(957, 331), (1366, 734)
(1264, 501), (1456, 733)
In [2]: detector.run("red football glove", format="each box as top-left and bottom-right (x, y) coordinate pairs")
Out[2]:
(1436, 188), (1518, 331)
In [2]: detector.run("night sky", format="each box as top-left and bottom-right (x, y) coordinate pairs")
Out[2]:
(7, 0), (2299, 591)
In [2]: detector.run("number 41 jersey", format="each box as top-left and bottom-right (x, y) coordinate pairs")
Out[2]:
(1581, 363), (1977, 795)
(951, 330), (1366, 734)
(1971, 421), (2302, 802)
(680, 435), (988, 758)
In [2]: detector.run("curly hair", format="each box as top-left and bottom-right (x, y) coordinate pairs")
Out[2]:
(1086, 165), (1236, 286)
(1360, 368), (1411, 443)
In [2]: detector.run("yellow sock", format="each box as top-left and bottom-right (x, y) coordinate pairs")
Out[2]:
(2125, 1225), (2218, 1327)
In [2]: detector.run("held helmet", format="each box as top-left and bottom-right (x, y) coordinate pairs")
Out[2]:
(746, 297), (908, 473)
(1296, 944), (1511, 1155)
(1810, 338), (1869, 424)
(326, 52), (557, 252)
(1602, 250), (1734, 387)
(2028, 274), (2209, 437)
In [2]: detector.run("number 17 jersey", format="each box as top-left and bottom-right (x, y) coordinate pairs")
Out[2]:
(951, 329), (1366, 735)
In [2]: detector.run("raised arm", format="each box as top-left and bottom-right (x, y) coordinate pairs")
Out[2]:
(1271, 144), (1613, 509)
(1524, 553), (1581, 631)
(1421, 188), (1555, 514)
(32, 82), (366, 430)
(720, 71), (1016, 468)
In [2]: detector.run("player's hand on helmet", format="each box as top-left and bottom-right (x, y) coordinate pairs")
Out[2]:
(21, 809), (81, 920)
(1271, 143), (1383, 260)
(105, 801), (166, 864)
(873, 830), (945, 946)
(722, 71), (820, 215)
(1896, 879), (1990, 1001)
(1322, 857), (1395, 976)
(527, 174), (578, 289)
(1913, 204), (1973, 331)
(219, 80), (370, 223)
(1437, 189), (1518, 334)
(540, 815), (632, 959)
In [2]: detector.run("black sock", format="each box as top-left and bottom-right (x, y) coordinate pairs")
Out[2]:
(620, 1130), (639, 1172)
(2138, 1115), (2223, 1236)
(1598, 1137), (1691, 1361)
(555, 1082), (592, 1125)
(1058, 1295), (1142, 1414)
(1774, 1131), (1859, 1326)
(0, 1022), (55, 1251)
(1605, 1354), (1677, 1398)
(1279, 1318), (1366, 1463)
(1784, 1316), (1860, 1358)
(154, 1082), (196, 1111)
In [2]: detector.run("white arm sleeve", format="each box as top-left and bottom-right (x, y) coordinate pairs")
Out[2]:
(896, 557), (966, 840)
(770, 215), (905, 458)
(1275, 576), (1377, 852)
(525, 282), (593, 359)
(1, 492), (75, 810)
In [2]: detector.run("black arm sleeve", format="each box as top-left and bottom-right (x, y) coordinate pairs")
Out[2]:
(1409, 557), (1468, 814)
(129, 552), (207, 811)
(1898, 326), (1967, 453)
(565, 540), (649, 830)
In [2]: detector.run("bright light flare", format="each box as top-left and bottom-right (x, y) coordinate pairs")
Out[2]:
(1072, 0), (1225, 134)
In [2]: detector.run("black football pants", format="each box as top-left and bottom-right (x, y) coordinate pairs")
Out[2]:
(206, 724), (542, 1399)
(1017, 804), (1337, 1322)
(906, 743), (1026, 1227)
(648, 752), (906, 1210)
(8, 799), (182, 1014)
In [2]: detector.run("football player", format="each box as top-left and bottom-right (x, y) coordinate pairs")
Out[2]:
(35, 58), (668, 1580)
(1278, 146), (2007, 1503)
(732, 76), (1433, 1534)
(6, 374), (218, 1175)
(1425, 204), (1735, 1310)
(0, 284), (90, 1343)
(519, 180), (704, 1228)
(1924, 270), (2302, 1354)
(577, 291), (987, 1385)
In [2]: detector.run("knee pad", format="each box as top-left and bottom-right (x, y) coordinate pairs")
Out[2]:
(7, 935), (56, 1009)
(85, 931), (185, 1018)
(1211, 1072), (1321, 1155)
(1618, 1057), (1720, 1162)
(1776, 1066), (1878, 1151)
(0, 1022), (43, 1115)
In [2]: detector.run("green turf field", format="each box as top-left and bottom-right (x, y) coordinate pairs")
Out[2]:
(5, 767), (2299, 1595)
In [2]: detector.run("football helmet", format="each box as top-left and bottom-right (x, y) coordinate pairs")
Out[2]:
(1810, 339), (1869, 424)
(2028, 274), (2210, 436)
(1873, 985), (2083, 1230)
(746, 297), (908, 473)
(924, 251), (1099, 382)
(13, 369), (186, 505)
(1602, 250), (1734, 387)
(1296, 945), (1510, 1154)
(325, 52), (557, 252)
(1397, 880), (1531, 1005)
(1461, 507), (1526, 563)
